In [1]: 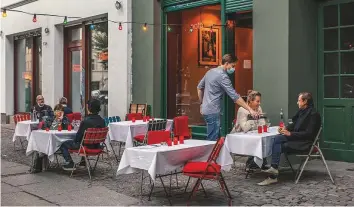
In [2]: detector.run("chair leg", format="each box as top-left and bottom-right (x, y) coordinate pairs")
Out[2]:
(220, 173), (232, 200)
(295, 156), (310, 184)
(200, 182), (207, 198)
(188, 178), (202, 201)
(284, 153), (295, 175)
(84, 156), (92, 181)
(92, 155), (100, 174)
(148, 181), (155, 201)
(159, 176), (172, 205)
(317, 148), (335, 184)
(175, 170), (179, 187)
(140, 170), (144, 195)
(184, 177), (191, 193)
(19, 138), (25, 150)
(109, 141), (119, 164)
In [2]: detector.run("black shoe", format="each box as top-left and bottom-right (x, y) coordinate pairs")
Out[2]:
(62, 162), (76, 171)
(79, 160), (86, 166)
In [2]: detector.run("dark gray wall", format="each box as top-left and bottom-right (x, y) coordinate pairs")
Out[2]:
(253, 0), (290, 124)
(288, 0), (318, 116)
(132, 0), (161, 116)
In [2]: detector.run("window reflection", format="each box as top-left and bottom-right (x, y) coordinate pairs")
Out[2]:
(167, 5), (221, 126)
(89, 22), (108, 118)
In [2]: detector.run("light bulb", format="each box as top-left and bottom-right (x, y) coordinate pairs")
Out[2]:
(118, 22), (122, 30)
(143, 23), (147, 31)
(2, 10), (7, 17)
(63, 16), (68, 24)
(32, 14), (37, 22)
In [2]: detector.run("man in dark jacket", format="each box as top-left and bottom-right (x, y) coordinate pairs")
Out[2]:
(258, 92), (321, 186)
(32, 95), (54, 121)
(60, 99), (105, 170)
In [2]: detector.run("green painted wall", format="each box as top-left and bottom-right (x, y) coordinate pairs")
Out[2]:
(288, 0), (318, 116)
(254, 0), (318, 124)
(253, 0), (290, 124)
(132, 0), (161, 117)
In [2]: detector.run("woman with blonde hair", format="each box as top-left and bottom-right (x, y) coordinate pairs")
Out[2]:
(230, 90), (268, 170)
(231, 90), (266, 133)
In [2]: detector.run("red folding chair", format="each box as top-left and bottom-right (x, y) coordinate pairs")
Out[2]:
(68, 127), (112, 181)
(173, 116), (191, 139)
(182, 137), (232, 205)
(126, 113), (143, 121)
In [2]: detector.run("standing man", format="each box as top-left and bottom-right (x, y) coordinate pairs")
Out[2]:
(197, 54), (258, 141)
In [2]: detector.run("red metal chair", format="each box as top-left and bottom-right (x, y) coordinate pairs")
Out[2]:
(72, 112), (82, 121)
(66, 113), (74, 123)
(173, 116), (191, 139)
(68, 127), (112, 181)
(126, 113), (143, 121)
(182, 137), (232, 205)
(147, 130), (171, 145)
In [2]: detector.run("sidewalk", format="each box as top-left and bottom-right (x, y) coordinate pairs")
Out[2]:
(1, 159), (140, 206)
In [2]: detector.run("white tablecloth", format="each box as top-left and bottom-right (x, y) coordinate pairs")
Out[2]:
(12, 120), (39, 142)
(117, 139), (233, 182)
(26, 130), (77, 161)
(225, 126), (279, 167)
(108, 119), (173, 148)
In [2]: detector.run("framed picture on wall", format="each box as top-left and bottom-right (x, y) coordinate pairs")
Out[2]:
(198, 27), (219, 66)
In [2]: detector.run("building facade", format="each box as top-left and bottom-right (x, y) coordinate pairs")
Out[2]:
(133, 0), (354, 162)
(0, 0), (132, 119)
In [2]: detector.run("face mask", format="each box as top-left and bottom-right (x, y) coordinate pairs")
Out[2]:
(227, 68), (235, 74)
(62, 104), (67, 107)
(38, 103), (44, 107)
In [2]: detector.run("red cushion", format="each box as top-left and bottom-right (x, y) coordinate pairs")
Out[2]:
(183, 162), (221, 174)
(134, 134), (145, 142)
(69, 147), (103, 155)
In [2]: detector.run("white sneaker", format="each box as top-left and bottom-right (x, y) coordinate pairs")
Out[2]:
(261, 167), (279, 175)
(257, 177), (278, 186)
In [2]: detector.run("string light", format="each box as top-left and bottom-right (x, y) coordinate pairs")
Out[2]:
(2, 9), (7, 17)
(143, 23), (147, 31)
(118, 22), (122, 30)
(32, 14), (37, 22)
(63, 16), (68, 24)
(167, 26), (172, 32)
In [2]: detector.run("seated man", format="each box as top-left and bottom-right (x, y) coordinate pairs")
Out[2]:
(32, 95), (54, 121)
(60, 99), (105, 170)
(258, 92), (321, 186)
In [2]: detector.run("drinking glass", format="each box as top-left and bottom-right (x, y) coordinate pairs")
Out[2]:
(288, 119), (293, 125)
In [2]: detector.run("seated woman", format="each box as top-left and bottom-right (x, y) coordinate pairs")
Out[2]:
(231, 90), (267, 170)
(50, 104), (69, 130)
(231, 90), (265, 133)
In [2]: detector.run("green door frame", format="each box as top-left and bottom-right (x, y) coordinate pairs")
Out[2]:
(318, 0), (354, 162)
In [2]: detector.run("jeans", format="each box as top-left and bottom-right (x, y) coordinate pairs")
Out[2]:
(203, 113), (220, 141)
(271, 134), (288, 168)
(60, 140), (80, 163)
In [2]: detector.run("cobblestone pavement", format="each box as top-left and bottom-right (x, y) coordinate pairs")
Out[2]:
(2, 124), (354, 206)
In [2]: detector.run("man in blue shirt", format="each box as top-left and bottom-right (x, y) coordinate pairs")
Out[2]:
(197, 54), (258, 141)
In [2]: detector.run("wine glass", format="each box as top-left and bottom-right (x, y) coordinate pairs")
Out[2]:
(288, 119), (293, 125)
(266, 118), (271, 128)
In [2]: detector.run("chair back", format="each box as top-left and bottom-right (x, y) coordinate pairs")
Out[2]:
(147, 130), (171, 145)
(126, 113), (143, 121)
(105, 116), (121, 126)
(14, 113), (30, 125)
(67, 113), (74, 123)
(207, 137), (225, 163)
(72, 112), (82, 121)
(82, 127), (109, 145)
(173, 116), (190, 138)
(129, 103), (148, 116)
(309, 127), (322, 154)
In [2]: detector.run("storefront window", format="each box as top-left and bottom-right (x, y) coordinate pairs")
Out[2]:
(167, 5), (221, 126)
(15, 35), (42, 113)
(89, 22), (108, 118)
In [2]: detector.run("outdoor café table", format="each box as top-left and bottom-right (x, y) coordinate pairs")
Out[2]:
(12, 120), (39, 142)
(117, 139), (233, 182)
(108, 119), (173, 148)
(26, 130), (77, 162)
(225, 126), (279, 167)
